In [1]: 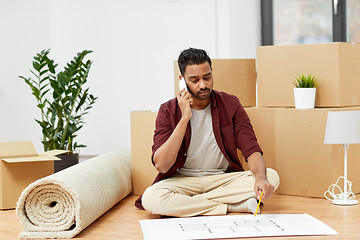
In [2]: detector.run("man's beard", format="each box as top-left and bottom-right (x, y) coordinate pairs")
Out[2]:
(188, 87), (212, 100)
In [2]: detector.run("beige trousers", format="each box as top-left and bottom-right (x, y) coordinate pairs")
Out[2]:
(142, 168), (280, 217)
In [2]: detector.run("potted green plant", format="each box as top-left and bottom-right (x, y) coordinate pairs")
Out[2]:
(19, 49), (97, 172)
(293, 73), (318, 109)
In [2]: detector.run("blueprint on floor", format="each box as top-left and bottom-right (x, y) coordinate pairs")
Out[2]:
(139, 213), (338, 240)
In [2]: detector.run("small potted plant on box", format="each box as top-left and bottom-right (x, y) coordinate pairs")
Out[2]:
(19, 49), (97, 172)
(293, 73), (318, 109)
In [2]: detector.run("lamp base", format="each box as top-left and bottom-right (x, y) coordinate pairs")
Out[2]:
(332, 199), (359, 206)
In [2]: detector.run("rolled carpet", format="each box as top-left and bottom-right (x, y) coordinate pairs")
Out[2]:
(16, 149), (132, 239)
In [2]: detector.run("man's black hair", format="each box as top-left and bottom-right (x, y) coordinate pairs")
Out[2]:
(178, 48), (212, 77)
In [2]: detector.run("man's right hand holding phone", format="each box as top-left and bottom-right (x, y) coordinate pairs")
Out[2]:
(177, 80), (193, 121)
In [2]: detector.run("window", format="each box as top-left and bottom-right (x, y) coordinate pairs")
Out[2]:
(347, 0), (360, 42)
(261, 0), (358, 45)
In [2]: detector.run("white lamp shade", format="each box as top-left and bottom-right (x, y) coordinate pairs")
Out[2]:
(324, 111), (360, 144)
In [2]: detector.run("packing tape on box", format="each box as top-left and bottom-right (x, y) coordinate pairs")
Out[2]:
(16, 149), (131, 239)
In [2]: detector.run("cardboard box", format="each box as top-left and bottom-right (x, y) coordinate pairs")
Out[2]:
(174, 59), (256, 107)
(244, 107), (360, 198)
(0, 141), (65, 210)
(243, 107), (276, 170)
(257, 42), (360, 107)
(130, 111), (159, 195)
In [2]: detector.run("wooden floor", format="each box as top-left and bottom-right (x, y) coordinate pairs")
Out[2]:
(1, 194), (359, 239)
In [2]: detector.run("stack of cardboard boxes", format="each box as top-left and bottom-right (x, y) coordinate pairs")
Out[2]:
(131, 43), (360, 198)
(253, 42), (360, 197)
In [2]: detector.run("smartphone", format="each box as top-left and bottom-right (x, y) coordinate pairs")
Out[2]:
(178, 78), (188, 94)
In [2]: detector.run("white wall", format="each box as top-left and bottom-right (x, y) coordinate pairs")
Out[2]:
(0, 0), (51, 150)
(0, 0), (261, 156)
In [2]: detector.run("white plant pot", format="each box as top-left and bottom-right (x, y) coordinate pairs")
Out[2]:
(294, 88), (316, 109)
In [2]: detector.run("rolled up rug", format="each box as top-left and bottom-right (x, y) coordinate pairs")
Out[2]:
(16, 149), (132, 239)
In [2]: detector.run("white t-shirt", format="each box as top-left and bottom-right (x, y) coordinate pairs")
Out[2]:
(178, 103), (229, 177)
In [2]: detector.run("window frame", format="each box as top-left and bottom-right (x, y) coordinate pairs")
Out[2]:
(261, 0), (347, 45)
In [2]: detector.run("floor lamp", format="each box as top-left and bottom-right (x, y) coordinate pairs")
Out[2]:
(324, 111), (360, 206)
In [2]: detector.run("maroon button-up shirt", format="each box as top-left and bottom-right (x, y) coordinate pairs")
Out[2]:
(135, 90), (262, 209)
